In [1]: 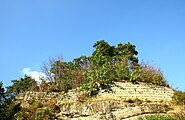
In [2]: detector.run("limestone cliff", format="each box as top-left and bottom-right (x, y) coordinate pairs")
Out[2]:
(15, 82), (174, 120)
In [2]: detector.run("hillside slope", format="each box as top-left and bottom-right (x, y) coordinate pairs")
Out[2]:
(15, 81), (175, 120)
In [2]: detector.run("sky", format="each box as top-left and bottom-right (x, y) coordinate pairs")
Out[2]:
(0, 0), (185, 91)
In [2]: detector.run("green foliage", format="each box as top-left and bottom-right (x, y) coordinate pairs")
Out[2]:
(0, 101), (21, 120)
(16, 106), (56, 120)
(35, 107), (52, 120)
(173, 90), (185, 105)
(138, 114), (176, 120)
(91, 40), (115, 66)
(0, 76), (36, 120)
(0, 81), (6, 106)
(6, 75), (37, 96)
(14, 108), (31, 120)
(129, 68), (143, 83)
(114, 60), (130, 80)
(0, 40), (173, 119)
(15, 98), (59, 120)
(86, 40), (139, 93)
(33, 101), (43, 109)
(50, 60), (75, 92)
(42, 40), (167, 95)
(73, 55), (90, 71)
(129, 63), (168, 86)
(0, 81), (11, 119)
(49, 57), (89, 92)
(90, 62), (115, 86)
(138, 114), (185, 120)
(80, 81), (99, 96)
(116, 42), (138, 66)
(80, 83), (90, 91)
(38, 40), (141, 94)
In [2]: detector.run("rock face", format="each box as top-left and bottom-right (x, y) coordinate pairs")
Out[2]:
(16, 82), (174, 120)
(57, 100), (168, 120)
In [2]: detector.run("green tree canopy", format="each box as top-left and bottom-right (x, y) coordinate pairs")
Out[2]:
(6, 75), (37, 98)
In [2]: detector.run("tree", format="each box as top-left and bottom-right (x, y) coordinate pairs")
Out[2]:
(39, 40), (140, 94)
(73, 56), (91, 71)
(116, 42), (138, 63)
(6, 75), (37, 99)
(91, 40), (115, 67)
(41, 58), (55, 83)
(73, 56), (90, 86)
(89, 40), (139, 87)
(50, 58), (85, 92)
(0, 81), (5, 106)
(0, 76), (37, 119)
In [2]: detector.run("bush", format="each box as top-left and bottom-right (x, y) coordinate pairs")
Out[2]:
(77, 92), (89, 102)
(138, 113), (185, 120)
(80, 83), (90, 91)
(172, 90), (185, 105)
(80, 79), (100, 96)
(40, 41), (169, 94)
(138, 114), (176, 120)
(35, 107), (52, 120)
(33, 101), (43, 109)
(130, 63), (168, 86)
(174, 112), (185, 120)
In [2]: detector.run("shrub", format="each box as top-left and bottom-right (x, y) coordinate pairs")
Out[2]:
(33, 101), (43, 109)
(39, 41), (169, 94)
(47, 98), (57, 107)
(80, 83), (90, 91)
(138, 114), (176, 120)
(80, 80), (99, 96)
(138, 113), (185, 120)
(174, 112), (185, 120)
(172, 90), (185, 105)
(77, 92), (89, 102)
(35, 107), (55, 120)
(130, 63), (168, 86)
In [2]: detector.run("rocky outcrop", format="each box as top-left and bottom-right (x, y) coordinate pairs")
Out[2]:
(57, 100), (168, 120)
(16, 82), (174, 119)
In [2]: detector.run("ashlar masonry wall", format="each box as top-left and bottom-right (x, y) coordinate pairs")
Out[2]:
(16, 82), (174, 103)
(98, 82), (174, 102)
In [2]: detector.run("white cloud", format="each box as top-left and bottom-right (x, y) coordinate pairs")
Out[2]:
(22, 67), (46, 84)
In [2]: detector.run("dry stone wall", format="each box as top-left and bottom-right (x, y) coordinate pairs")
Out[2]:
(16, 89), (79, 103)
(98, 82), (174, 102)
(16, 82), (174, 104)
(15, 82), (174, 120)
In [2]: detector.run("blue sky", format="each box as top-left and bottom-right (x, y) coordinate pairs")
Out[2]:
(0, 0), (185, 90)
